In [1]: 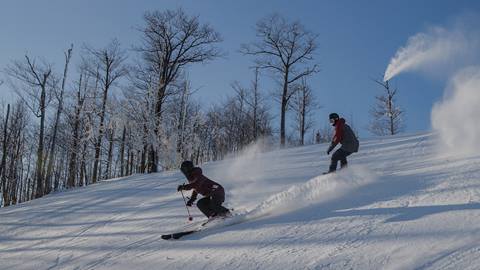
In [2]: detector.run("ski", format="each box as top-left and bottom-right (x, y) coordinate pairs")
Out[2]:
(161, 230), (197, 240)
(162, 213), (240, 240)
(160, 218), (224, 240)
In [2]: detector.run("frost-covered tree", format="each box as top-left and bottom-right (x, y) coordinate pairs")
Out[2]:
(84, 40), (128, 183)
(5, 55), (56, 199)
(0, 101), (29, 206)
(135, 8), (222, 172)
(200, 81), (272, 160)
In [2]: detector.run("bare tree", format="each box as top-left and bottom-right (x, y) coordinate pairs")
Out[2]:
(85, 40), (128, 183)
(105, 119), (116, 180)
(119, 125), (127, 177)
(291, 77), (319, 145)
(241, 14), (319, 147)
(198, 81), (272, 160)
(251, 68), (261, 140)
(244, 67), (266, 140)
(5, 55), (55, 198)
(1, 104), (10, 205)
(176, 79), (195, 160)
(136, 8), (222, 172)
(369, 79), (404, 136)
(0, 100), (30, 206)
(231, 68), (271, 144)
(122, 72), (155, 174)
(45, 45), (73, 194)
(66, 67), (92, 188)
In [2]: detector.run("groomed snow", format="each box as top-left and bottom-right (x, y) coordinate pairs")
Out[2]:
(1, 132), (480, 270)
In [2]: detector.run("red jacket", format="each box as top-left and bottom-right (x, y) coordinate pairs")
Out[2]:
(331, 118), (359, 153)
(183, 168), (224, 201)
(333, 118), (345, 145)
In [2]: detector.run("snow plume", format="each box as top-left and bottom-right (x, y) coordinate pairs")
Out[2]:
(432, 67), (480, 156)
(219, 137), (274, 185)
(206, 137), (279, 206)
(245, 166), (375, 219)
(383, 25), (474, 82)
(383, 16), (480, 157)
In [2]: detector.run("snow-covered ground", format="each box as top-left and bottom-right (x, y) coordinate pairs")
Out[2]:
(1, 132), (480, 270)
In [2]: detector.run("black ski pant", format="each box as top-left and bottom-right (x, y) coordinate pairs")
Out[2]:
(329, 148), (352, 172)
(196, 189), (229, 218)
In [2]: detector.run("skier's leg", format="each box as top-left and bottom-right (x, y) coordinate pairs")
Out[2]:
(340, 159), (347, 168)
(329, 149), (342, 172)
(209, 190), (229, 216)
(339, 150), (352, 169)
(197, 197), (214, 217)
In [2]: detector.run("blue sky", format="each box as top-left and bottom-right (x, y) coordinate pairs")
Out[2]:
(1, 0), (479, 138)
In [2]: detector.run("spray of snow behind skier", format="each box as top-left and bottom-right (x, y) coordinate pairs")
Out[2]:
(383, 15), (480, 157)
(205, 139), (376, 220)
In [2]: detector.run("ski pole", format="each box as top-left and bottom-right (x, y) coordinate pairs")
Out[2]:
(180, 189), (193, 221)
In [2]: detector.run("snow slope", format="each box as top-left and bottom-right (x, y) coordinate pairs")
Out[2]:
(1, 132), (480, 270)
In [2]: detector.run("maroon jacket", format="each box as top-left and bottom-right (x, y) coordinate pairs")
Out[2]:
(183, 168), (224, 201)
(332, 118), (359, 153)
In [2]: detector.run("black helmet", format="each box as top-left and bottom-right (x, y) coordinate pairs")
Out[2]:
(180, 160), (194, 176)
(329, 113), (339, 120)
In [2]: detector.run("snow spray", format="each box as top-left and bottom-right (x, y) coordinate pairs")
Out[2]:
(432, 67), (480, 156)
(383, 15), (480, 156)
(383, 26), (468, 82)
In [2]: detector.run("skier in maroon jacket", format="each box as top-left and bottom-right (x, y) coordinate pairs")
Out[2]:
(177, 161), (230, 219)
(326, 113), (359, 173)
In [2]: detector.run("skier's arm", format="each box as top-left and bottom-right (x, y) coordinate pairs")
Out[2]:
(183, 183), (194, 190)
(327, 142), (337, 154)
(328, 124), (342, 154)
(182, 169), (201, 190)
(333, 123), (344, 144)
(186, 191), (197, 206)
(190, 190), (198, 202)
(177, 183), (192, 192)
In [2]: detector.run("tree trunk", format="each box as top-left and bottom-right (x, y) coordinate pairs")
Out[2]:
(280, 70), (289, 147)
(24, 142), (34, 201)
(253, 68), (259, 140)
(119, 126), (126, 177)
(147, 146), (157, 173)
(35, 83), (47, 199)
(300, 88), (307, 146)
(128, 150), (134, 175)
(105, 124), (115, 179)
(151, 77), (167, 173)
(126, 148), (131, 176)
(1, 104), (10, 206)
(45, 47), (72, 194)
(10, 118), (24, 205)
(67, 80), (83, 188)
(80, 140), (88, 186)
(177, 82), (187, 158)
(93, 87), (108, 183)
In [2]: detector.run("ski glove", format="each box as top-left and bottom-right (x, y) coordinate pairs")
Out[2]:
(327, 144), (335, 155)
(177, 184), (185, 192)
(186, 199), (195, 207)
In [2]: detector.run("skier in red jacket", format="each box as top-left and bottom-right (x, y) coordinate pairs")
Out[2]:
(177, 161), (230, 219)
(326, 113), (359, 173)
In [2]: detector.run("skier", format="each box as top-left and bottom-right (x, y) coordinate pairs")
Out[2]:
(326, 113), (359, 173)
(177, 161), (230, 219)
